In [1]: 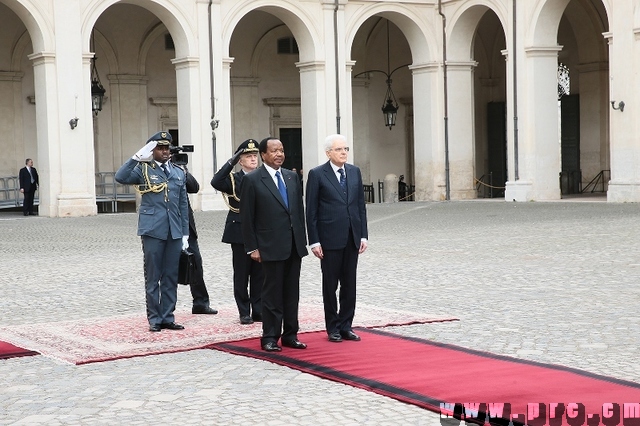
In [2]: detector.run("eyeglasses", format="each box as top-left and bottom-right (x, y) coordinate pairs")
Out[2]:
(330, 147), (350, 152)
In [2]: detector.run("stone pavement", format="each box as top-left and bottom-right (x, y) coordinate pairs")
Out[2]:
(1, 199), (639, 425)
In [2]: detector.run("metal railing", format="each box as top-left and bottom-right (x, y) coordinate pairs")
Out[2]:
(375, 180), (415, 202)
(0, 176), (39, 209)
(581, 170), (610, 194)
(363, 183), (375, 203)
(95, 172), (137, 212)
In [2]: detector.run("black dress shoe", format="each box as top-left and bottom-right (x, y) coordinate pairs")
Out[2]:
(240, 315), (254, 325)
(192, 306), (218, 315)
(262, 341), (282, 352)
(282, 339), (307, 349)
(340, 330), (361, 341)
(251, 313), (262, 322)
(149, 324), (162, 332)
(328, 332), (343, 343)
(161, 322), (185, 330)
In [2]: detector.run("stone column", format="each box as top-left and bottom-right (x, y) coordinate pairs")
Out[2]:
(505, 46), (562, 201)
(606, 19), (640, 201)
(297, 60), (328, 172)
(447, 61), (478, 199)
(411, 62), (441, 201)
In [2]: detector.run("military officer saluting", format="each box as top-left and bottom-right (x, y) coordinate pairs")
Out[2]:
(115, 131), (190, 332)
(211, 139), (264, 325)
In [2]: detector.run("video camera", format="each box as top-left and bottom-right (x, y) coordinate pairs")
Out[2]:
(170, 144), (194, 166)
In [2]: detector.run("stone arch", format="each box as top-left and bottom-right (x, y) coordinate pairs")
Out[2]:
(529, 0), (610, 47)
(345, 5), (435, 65)
(530, 0), (573, 46)
(81, 0), (196, 59)
(1, 0), (51, 52)
(448, 0), (508, 61)
(223, 1), (322, 63)
(250, 24), (295, 77)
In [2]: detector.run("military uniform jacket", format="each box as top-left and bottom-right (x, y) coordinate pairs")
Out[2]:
(211, 161), (245, 245)
(115, 158), (189, 240)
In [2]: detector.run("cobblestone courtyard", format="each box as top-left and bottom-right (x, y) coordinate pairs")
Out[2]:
(1, 200), (638, 425)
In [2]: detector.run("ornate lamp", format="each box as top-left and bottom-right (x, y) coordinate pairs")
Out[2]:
(90, 31), (106, 115)
(353, 19), (409, 130)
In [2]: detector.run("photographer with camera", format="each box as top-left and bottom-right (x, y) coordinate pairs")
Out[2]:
(211, 139), (264, 325)
(115, 131), (189, 332)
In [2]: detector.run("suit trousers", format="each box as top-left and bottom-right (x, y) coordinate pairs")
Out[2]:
(23, 188), (36, 215)
(141, 235), (182, 326)
(187, 237), (210, 308)
(260, 252), (301, 345)
(231, 243), (263, 318)
(321, 231), (359, 334)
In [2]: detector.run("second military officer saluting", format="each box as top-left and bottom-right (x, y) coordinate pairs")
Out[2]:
(115, 131), (190, 332)
(211, 139), (264, 325)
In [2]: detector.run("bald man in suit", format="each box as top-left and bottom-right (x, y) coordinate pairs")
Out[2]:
(305, 134), (368, 343)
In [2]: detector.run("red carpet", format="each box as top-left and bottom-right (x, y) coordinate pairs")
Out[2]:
(0, 340), (38, 360)
(211, 329), (640, 426)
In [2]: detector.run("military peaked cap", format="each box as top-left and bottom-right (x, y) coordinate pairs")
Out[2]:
(147, 131), (172, 146)
(235, 139), (259, 155)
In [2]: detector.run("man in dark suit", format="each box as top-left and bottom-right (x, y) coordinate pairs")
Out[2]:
(182, 167), (218, 315)
(19, 158), (39, 216)
(305, 134), (368, 343)
(211, 139), (264, 325)
(115, 131), (190, 332)
(240, 137), (308, 352)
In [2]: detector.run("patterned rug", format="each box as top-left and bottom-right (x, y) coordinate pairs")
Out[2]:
(0, 301), (456, 365)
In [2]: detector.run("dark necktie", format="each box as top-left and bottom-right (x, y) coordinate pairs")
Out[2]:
(338, 168), (346, 191)
(275, 170), (289, 208)
(161, 163), (169, 177)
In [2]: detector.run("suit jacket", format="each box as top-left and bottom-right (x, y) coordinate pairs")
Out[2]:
(211, 161), (244, 244)
(240, 165), (308, 262)
(115, 158), (189, 240)
(19, 166), (39, 193)
(185, 171), (199, 239)
(305, 161), (368, 250)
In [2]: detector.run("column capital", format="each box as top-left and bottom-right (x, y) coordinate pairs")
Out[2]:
(295, 61), (325, 73)
(524, 45), (563, 58)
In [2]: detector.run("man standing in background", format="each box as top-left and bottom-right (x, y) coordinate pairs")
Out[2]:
(19, 158), (39, 216)
(305, 134), (368, 343)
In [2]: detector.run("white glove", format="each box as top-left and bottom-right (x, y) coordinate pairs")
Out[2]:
(132, 141), (157, 162)
(182, 236), (189, 251)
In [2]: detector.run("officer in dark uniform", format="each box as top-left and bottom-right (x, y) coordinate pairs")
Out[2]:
(211, 139), (264, 325)
(115, 131), (189, 332)
(183, 166), (218, 315)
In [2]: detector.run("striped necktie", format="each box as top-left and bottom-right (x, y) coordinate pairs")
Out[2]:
(338, 168), (346, 191)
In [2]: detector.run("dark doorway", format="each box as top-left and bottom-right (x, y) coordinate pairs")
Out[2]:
(279, 128), (303, 172)
(168, 129), (179, 145)
(560, 94), (580, 195)
(486, 102), (507, 198)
